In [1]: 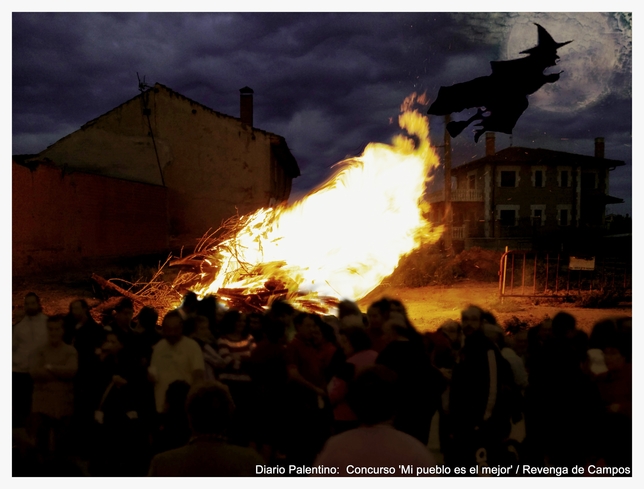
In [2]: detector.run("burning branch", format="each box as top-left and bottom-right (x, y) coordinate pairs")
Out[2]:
(91, 273), (147, 305)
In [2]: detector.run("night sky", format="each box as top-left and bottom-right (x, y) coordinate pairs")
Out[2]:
(12, 11), (633, 214)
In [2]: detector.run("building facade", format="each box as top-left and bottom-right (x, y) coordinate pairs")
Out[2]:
(32, 83), (300, 248)
(428, 134), (624, 250)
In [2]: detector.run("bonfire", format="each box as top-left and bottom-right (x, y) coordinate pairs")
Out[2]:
(94, 93), (444, 315)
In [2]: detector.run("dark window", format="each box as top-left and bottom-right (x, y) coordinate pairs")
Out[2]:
(534, 170), (543, 187)
(468, 175), (476, 190)
(559, 209), (569, 226)
(500, 171), (516, 187)
(560, 170), (569, 187)
(500, 209), (516, 226)
(532, 209), (542, 226)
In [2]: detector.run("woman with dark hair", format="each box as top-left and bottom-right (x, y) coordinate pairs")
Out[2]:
(246, 312), (265, 342)
(327, 326), (378, 434)
(179, 291), (199, 320)
(249, 316), (289, 458)
(591, 317), (632, 468)
(187, 316), (226, 381)
(154, 380), (191, 454)
(312, 316), (339, 382)
(376, 313), (444, 445)
(366, 298), (391, 353)
(196, 294), (219, 338)
(63, 299), (105, 454)
(134, 306), (160, 349)
(64, 298), (102, 356)
(91, 327), (152, 476)
(217, 311), (256, 383)
(216, 310), (256, 445)
(524, 315), (604, 469)
(64, 300), (101, 346)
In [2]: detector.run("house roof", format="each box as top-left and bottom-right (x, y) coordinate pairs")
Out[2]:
(82, 83), (262, 135)
(603, 194), (625, 205)
(453, 146), (625, 173)
(60, 82), (300, 177)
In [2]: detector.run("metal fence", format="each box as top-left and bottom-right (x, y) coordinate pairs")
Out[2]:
(498, 250), (631, 300)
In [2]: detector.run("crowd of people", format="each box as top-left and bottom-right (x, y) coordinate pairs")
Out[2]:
(12, 290), (632, 476)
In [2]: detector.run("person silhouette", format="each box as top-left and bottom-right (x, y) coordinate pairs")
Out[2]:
(428, 23), (572, 142)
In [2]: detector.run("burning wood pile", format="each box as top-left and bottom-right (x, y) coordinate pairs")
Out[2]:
(93, 93), (443, 317)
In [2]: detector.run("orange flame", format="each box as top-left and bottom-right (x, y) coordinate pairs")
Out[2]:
(194, 93), (443, 312)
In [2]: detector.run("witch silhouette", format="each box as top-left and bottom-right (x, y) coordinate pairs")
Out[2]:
(428, 23), (572, 142)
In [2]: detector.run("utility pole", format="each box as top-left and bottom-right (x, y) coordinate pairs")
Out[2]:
(137, 73), (165, 187)
(444, 114), (453, 254)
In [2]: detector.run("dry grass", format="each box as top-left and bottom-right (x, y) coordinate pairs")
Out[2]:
(385, 245), (502, 287)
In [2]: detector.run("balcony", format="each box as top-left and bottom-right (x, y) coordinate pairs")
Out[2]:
(427, 188), (484, 203)
(452, 226), (465, 239)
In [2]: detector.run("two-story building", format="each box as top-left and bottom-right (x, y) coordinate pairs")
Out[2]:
(427, 133), (624, 250)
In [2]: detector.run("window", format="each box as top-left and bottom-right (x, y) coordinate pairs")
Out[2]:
(558, 167), (572, 188)
(532, 166), (546, 187)
(500, 209), (516, 226)
(468, 174), (476, 190)
(560, 171), (568, 187)
(497, 166), (520, 188)
(500, 171), (516, 187)
(530, 205), (546, 226)
(557, 204), (572, 226)
(534, 170), (543, 187)
(496, 205), (519, 226)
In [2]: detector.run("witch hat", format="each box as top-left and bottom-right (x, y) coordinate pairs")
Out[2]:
(520, 23), (572, 55)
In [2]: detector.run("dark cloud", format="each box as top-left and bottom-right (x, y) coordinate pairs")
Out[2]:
(13, 12), (632, 213)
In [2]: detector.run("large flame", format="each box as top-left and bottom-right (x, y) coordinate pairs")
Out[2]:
(194, 93), (442, 312)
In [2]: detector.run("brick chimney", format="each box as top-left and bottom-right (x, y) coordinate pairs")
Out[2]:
(595, 137), (605, 158)
(485, 132), (495, 156)
(239, 86), (254, 126)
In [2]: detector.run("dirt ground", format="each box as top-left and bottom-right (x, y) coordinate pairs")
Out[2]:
(13, 275), (630, 335)
(358, 280), (631, 334)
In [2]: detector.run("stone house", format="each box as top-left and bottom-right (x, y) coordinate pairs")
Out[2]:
(33, 83), (300, 248)
(428, 134), (624, 250)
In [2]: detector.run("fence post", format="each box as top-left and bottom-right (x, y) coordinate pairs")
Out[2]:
(499, 246), (509, 301)
(555, 254), (560, 294)
(533, 253), (538, 295)
(522, 253), (526, 296)
(511, 253), (515, 295)
(545, 253), (549, 293)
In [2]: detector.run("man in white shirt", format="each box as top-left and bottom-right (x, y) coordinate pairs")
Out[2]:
(13, 292), (49, 428)
(150, 310), (205, 413)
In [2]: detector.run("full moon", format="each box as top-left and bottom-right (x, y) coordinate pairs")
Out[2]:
(504, 13), (622, 113)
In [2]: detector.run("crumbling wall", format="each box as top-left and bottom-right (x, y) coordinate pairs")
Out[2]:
(12, 161), (168, 276)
